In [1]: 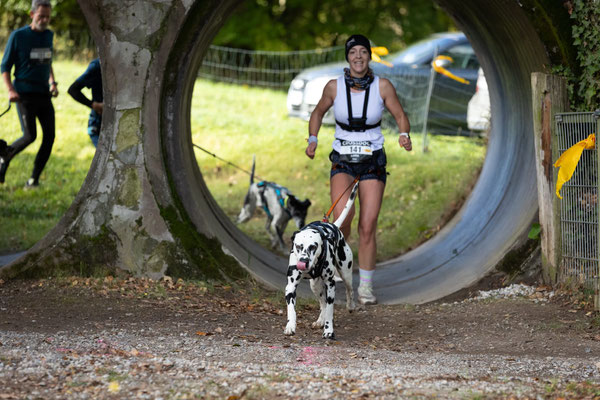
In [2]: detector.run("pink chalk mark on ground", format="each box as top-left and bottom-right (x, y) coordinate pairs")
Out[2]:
(297, 346), (324, 366)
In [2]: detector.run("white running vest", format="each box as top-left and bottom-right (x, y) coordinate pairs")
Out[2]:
(332, 75), (385, 152)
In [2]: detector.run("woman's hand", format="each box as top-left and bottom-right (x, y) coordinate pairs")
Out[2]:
(306, 141), (317, 159)
(399, 135), (412, 151)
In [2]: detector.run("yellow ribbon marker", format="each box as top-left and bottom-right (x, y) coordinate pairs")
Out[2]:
(371, 46), (393, 68)
(554, 133), (596, 199)
(432, 55), (470, 85)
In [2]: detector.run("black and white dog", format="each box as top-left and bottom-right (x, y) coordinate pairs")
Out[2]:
(284, 182), (358, 339)
(236, 159), (311, 251)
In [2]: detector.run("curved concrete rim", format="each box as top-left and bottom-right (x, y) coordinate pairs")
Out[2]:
(162, 0), (547, 304)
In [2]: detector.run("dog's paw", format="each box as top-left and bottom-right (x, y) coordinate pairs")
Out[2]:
(284, 323), (296, 336)
(311, 318), (325, 329)
(322, 331), (335, 340)
(346, 301), (356, 313)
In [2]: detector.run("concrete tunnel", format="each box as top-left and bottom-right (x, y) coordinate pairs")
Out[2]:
(0, 0), (570, 304)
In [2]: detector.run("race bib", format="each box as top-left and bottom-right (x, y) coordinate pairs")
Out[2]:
(339, 140), (372, 163)
(30, 48), (52, 65)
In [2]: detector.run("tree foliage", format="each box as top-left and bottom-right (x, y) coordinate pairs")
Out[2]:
(569, 0), (600, 110)
(213, 0), (456, 51)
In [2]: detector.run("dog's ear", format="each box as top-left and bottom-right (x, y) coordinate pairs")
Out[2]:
(303, 199), (312, 207)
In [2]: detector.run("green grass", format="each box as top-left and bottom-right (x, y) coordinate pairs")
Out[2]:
(0, 60), (486, 262)
(191, 79), (486, 261)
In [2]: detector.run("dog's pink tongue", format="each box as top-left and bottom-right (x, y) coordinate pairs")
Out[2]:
(296, 261), (307, 271)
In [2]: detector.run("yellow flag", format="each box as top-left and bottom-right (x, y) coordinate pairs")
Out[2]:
(432, 55), (470, 85)
(554, 133), (596, 199)
(371, 46), (393, 68)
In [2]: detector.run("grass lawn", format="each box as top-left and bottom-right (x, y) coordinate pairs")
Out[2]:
(0, 59), (486, 262)
(191, 79), (487, 262)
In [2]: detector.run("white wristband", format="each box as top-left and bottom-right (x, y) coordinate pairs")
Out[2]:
(399, 132), (409, 138)
(308, 135), (318, 144)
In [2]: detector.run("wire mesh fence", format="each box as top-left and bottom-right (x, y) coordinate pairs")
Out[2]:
(198, 45), (477, 136)
(198, 45), (345, 89)
(556, 111), (600, 286)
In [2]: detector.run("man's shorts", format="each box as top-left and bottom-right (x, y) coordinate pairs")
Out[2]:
(329, 148), (388, 184)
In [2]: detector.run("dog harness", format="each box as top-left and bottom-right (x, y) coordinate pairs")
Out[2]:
(304, 221), (340, 279)
(257, 181), (291, 219)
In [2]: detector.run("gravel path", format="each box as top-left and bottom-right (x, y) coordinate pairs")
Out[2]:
(1, 279), (600, 398)
(2, 327), (599, 399)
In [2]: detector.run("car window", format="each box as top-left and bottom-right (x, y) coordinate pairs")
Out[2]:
(441, 44), (479, 69)
(388, 39), (441, 66)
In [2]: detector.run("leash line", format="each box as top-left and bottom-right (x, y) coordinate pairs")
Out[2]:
(192, 143), (264, 182)
(323, 175), (360, 222)
(0, 101), (11, 119)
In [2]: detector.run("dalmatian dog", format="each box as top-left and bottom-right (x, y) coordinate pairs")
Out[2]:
(236, 158), (311, 251)
(284, 182), (358, 339)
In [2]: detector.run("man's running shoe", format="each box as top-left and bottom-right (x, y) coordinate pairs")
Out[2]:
(24, 178), (39, 189)
(0, 157), (8, 184)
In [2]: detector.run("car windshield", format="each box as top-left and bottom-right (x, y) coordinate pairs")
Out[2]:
(385, 35), (462, 66)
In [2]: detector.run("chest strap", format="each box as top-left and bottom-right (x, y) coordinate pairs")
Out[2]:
(335, 80), (381, 132)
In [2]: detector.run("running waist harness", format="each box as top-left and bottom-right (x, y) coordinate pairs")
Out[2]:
(335, 81), (381, 132)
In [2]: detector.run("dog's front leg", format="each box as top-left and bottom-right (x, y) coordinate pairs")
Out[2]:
(284, 265), (302, 336)
(322, 277), (336, 339)
(309, 278), (326, 328)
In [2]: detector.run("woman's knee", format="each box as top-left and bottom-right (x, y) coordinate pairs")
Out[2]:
(358, 225), (375, 241)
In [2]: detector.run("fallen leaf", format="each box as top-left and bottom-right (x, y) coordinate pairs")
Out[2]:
(108, 381), (120, 393)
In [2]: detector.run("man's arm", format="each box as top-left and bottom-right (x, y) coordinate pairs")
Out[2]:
(2, 71), (19, 102)
(49, 66), (58, 97)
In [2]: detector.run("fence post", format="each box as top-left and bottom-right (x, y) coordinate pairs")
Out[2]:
(531, 73), (569, 285)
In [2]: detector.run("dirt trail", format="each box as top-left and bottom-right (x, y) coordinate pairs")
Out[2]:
(1, 277), (600, 398)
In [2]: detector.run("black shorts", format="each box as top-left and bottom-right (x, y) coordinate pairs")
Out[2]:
(329, 148), (387, 184)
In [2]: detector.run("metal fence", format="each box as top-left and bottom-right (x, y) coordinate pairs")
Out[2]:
(556, 111), (600, 285)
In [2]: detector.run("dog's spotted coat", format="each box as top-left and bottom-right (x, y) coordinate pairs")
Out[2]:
(284, 182), (358, 339)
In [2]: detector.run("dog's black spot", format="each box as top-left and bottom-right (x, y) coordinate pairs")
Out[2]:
(324, 322), (330, 329)
(337, 243), (347, 262)
(326, 296), (335, 304)
(286, 292), (296, 304)
(287, 267), (296, 276)
(347, 260), (352, 269)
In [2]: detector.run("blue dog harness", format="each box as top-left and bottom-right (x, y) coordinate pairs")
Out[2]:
(257, 181), (291, 218)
